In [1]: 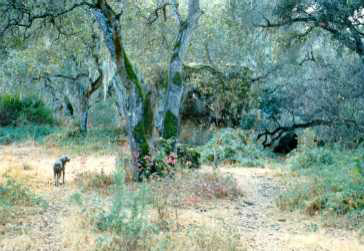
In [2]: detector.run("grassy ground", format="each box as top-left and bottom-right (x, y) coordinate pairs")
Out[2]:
(1, 128), (364, 250)
(0, 142), (245, 251)
(276, 145), (364, 231)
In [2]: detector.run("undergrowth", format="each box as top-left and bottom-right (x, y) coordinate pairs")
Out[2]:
(95, 164), (154, 250)
(90, 156), (243, 250)
(0, 125), (57, 144)
(277, 145), (364, 228)
(75, 170), (114, 195)
(0, 177), (47, 224)
(44, 127), (123, 154)
(199, 128), (273, 167)
(0, 94), (54, 127)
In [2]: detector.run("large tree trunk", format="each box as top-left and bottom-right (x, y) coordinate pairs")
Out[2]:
(157, 0), (202, 140)
(94, 2), (152, 176)
(94, 0), (201, 176)
(112, 74), (153, 178)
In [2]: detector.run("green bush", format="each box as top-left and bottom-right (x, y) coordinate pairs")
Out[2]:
(0, 94), (54, 126)
(289, 147), (335, 170)
(0, 177), (47, 225)
(278, 146), (364, 227)
(177, 143), (201, 169)
(137, 138), (202, 179)
(199, 128), (272, 167)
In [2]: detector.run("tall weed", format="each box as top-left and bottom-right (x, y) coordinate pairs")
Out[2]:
(96, 162), (154, 250)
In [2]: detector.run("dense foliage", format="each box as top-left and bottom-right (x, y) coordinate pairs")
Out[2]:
(0, 94), (54, 126)
(199, 128), (273, 167)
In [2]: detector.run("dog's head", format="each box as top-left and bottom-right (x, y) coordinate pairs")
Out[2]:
(60, 155), (71, 164)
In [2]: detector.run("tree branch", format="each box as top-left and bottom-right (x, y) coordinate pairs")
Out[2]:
(257, 119), (332, 147)
(0, 1), (95, 37)
(147, 3), (172, 25)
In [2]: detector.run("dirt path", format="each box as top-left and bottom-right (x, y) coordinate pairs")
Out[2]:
(1, 143), (364, 250)
(31, 188), (71, 251)
(221, 167), (364, 251)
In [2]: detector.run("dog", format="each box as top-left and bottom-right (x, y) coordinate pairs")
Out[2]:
(53, 156), (71, 186)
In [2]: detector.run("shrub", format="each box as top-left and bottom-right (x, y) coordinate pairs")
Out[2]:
(138, 152), (174, 180)
(0, 177), (47, 207)
(177, 143), (201, 169)
(199, 128), (272, 167)
(158, 137), (201, 169)
(137, 138), (202, 179)
(0, 94), (54, 126)
(289, 147), (334, 170)
(278, 147), (364, 227)
(95, 163), (243, 250)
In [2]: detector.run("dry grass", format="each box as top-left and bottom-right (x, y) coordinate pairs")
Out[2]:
(59, 205), (98, 250)
(2, 142), (364, 251)
(0, 142), (115, 190)
(0, 142), (116, 250)
(74, 170), (114, 195)
(283, 231), (364, 251)
(0, 142), (246, 251)
(95, 202), (246, 251)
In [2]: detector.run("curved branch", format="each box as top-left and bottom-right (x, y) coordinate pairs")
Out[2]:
(147, 3), (172, 25)
(0, 1), (95, 37)
(257, 119), (332, 147)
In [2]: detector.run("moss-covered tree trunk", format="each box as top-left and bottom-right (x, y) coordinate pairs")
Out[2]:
(94, 1), (153, 177)
(157, 0), (202, 140)
(113, 74), (154, 178)
(94, 0), (201, 177)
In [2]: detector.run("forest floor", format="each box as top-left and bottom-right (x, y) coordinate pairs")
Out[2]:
(220, 167), (364, 251)
(0, 143), (364, 251)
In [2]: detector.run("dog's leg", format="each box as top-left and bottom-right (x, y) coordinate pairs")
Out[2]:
(62, 168), (65, 185)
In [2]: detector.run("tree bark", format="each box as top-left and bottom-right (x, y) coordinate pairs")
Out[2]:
(94, 0), (201, 177)
(94, 1), (153, 176)
(158, 0), (202, 140)
(79, 86), (89, 134)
